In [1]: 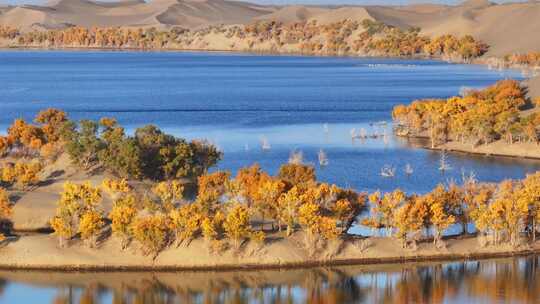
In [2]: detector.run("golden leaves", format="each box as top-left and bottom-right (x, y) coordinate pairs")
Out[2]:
(78, 210), (105, 248)
(131, 214), (169, 259)
(392, 79), (529, 146)
(0, 188), (12, 219)
(0, 136), (10, 157)
(51, 181), (103, 247)
(0, 160), (43, 190)
(168, 203), (201, 246)
(152, 180), (184, 210)
(109, 194), (138, 245)
(101, 178), (131, 195)
(223, 202), (252, 250)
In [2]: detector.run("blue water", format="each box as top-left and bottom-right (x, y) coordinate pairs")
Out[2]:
(0, 50), (537, 197)
(1, 50), (540, 304)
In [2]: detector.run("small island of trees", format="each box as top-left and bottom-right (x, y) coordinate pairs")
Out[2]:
(392, 79), (540, 150)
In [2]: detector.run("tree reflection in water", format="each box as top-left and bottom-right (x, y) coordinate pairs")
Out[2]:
(0, 255), (538, 304)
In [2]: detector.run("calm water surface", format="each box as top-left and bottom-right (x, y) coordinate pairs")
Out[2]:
(1, 51), (539, 303)
(0, 256), (539, 303)
(0, 51), (537, 195)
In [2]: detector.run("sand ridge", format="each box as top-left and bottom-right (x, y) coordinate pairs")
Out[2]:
(1, 0), (539, 66)
(0, 0), (538, 57)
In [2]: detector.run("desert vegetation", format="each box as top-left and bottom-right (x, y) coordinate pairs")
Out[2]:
(0, 109), (539, 264)
(356, 20), (487, 60)
(45, 163), (365, 259)
(503, 52), (540, 68)
(0, 109), (221, 181)
(0, 187), (12, 241)
(41, 162), (540, 259)
(0, 20), (488, 61)
(364, 175), (540, 249)
(392, 79), (540, 149)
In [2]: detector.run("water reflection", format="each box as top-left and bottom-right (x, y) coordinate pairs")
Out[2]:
(0, 256), (538, 303)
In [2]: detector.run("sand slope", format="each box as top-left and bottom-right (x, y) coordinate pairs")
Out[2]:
(255, 5), (330, 23)
(0, 0), (274, 30)
(1, 0), (539, 56)
(525, 76), (540, 100)
(155, 0), (273, 28)
(0, 232), (537, 270)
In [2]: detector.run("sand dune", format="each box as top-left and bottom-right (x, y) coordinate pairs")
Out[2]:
(526, 76), (540, 101)
(0, 0), (539, 61)
(412, 2), (540, 56)
(0, 6), (52, 30)
(155, 0), (273, 28)
(0, 0), (273, 30)
(309, 7), (373, 25)
(255, 5), (330, 23)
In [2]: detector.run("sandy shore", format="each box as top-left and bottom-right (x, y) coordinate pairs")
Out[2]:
(0, 232), (537, 271)
(398, 131), (540, 162)
(433, 141), (540, 160)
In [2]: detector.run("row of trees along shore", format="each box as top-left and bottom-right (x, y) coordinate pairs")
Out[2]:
(1, 19), (487, 60)
(392, 79), (540, 149)
(0, 110), (539, 259)
(503, 52), (540, 67)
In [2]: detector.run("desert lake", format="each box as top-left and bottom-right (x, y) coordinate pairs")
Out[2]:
(1, 51), (539, 303)
(0, 51), (536, 195)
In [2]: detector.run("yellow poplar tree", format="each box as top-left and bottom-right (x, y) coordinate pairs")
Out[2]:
(131, 214), (169, 259)
(517, 172), (540, 242)
(394, 196), (428, 249)
(298, 201), (321, 252)
(277, 186), (303, 236)
(201, 212), (226, 254)
(78, 209), (105, 248)
(465, 183), (495, 237)
(50, 181), (102, 247)
(108, 193), (138, 249)
(425, 185), (456, 247)
(101, 178), (131, 198)
(223, 202), (252, 250)
(364, 189), (405, 236)
(257, 179), (286, 231)
(490, 180), (528, 247)
(168, 203), (202, 247)
(0, 136), (10, 157)
(0, 188), (12, 241)
(0, 163), (15, 185)
(152, 180), (184, 210)
(14, 160), (43, 190)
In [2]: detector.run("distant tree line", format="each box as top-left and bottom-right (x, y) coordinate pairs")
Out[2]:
(503, 52), (540, 67)
(0, 19), (488, 61)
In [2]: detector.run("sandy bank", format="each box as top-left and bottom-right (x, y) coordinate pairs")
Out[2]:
(429, 140), (540, 161)
(526, 76), (540, 100)
(0, 233), (537, 271)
